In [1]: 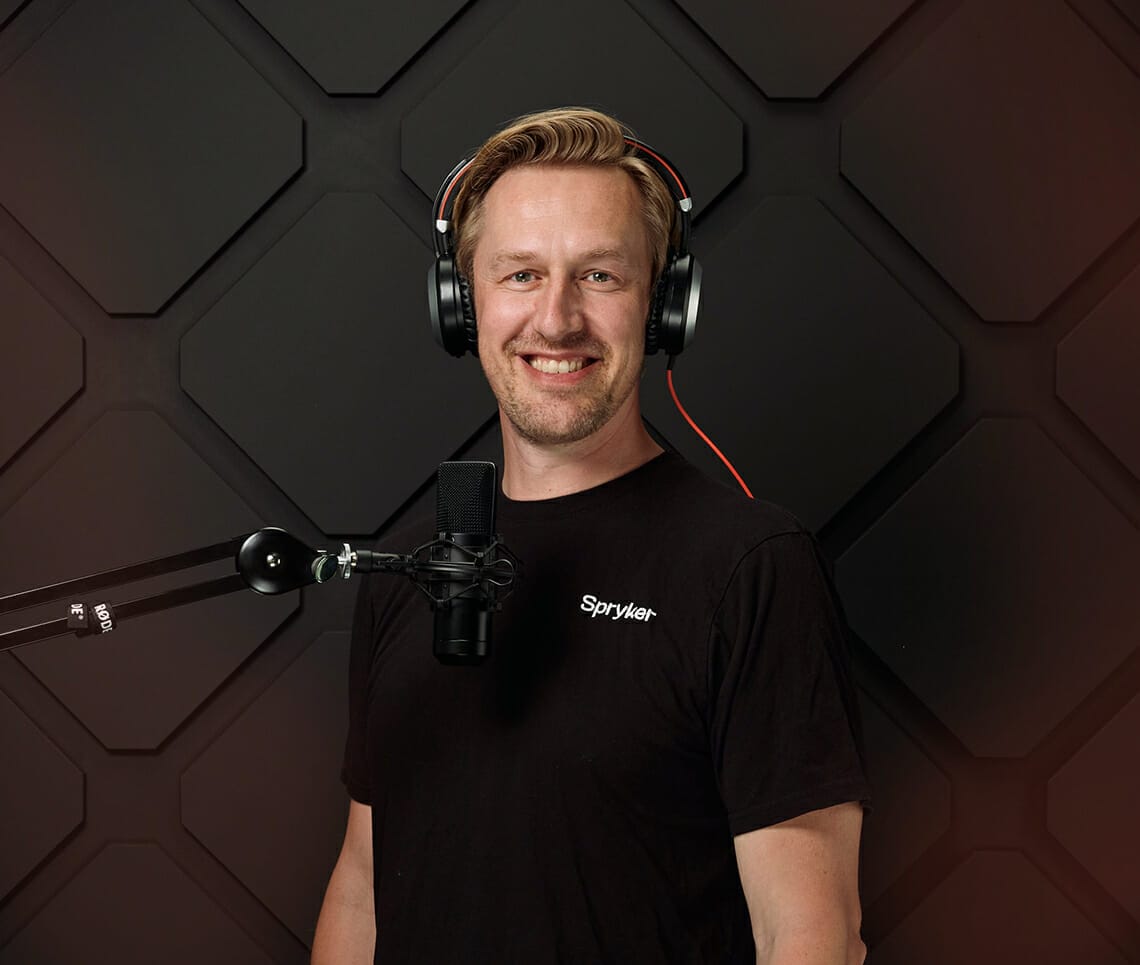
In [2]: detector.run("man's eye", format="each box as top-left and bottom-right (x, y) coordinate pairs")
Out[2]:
(511, 271), (534, 283)
(587, 271), (613, 283)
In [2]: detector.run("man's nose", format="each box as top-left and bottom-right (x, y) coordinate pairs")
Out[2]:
(533, 275), (584, 342)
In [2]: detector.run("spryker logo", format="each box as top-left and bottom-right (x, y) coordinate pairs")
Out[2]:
(580, 593), (657, 623)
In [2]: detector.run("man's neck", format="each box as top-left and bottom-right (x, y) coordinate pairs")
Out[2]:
(499, 404), (664, 501)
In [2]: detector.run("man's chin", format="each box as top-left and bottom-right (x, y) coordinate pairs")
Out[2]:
(501, 405), (611, 448)
(507, 421), (601, 448)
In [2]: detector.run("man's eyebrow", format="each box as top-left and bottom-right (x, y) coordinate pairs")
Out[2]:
(487, 250), (539, 271)
(581, 247), (634, 264)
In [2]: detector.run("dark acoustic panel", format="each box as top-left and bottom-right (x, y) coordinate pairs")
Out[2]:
(858, 693), (951, 903)
(238, 0), (468, 94)
(182, 193), (494, 535)
(400, 0), (742, 209)
(1111, 0), (1140, 30)
(0, 0), (27, 30)
(0, 843), (276, 965)
(837, 418), (1140, 757)
(1048, 694), (1140, 922)
(0, 691), (83, 902)
(182, 631), (351, 945)
(1, 411), (297, 749)
(0, 0), (301, 314)
(841, 0), (1140, 321)
(0, 255), (83, 468)
(642, 196), (959, 530)
(873, 851), (1127, 964)
(1057, 263), (1140, 481)
(675, 0), (916, 98)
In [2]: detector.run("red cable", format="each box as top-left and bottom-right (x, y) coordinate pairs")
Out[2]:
(666, 367), (754, 500)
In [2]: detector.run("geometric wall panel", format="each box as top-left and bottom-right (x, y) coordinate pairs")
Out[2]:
(237, 0), (468, 94)
(0, 255), (83, 468)
(1111, 0), (1140, 30)
(1048, 693), (1140, 923)
(858, 693), (951, 903)
(0, 1), (27, 30)
(643, 197), (959, 530)
(0, 0), (301, 314)
(400, 0), (742, 212)
(837, 418), (1140, 757)
(0, 411), (297, 749)
(675, 0), (917, 98)
(182, 631), (351, 945)
(1057, 263), (1140, 481)
(872, 851), (1128, 965)
(0, 843), (277, 965)
(0, 690), (84, 902)
(182, 193), (494, 535)
(842, 0), (1140, 321)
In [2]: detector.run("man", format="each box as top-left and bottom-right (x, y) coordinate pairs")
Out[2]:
(313, 107), (869, 964)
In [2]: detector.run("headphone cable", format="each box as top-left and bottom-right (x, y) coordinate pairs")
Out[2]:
(665, 357), (754, 500)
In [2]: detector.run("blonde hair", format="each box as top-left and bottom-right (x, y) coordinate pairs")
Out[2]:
(451, 107), (678, 285)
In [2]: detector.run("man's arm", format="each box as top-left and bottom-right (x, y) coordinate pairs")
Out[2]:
(312, 800), (376, 965)
(734, 801), (866, 965)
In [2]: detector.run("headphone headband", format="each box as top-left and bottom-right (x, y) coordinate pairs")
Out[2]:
(431, 138), (693, 258)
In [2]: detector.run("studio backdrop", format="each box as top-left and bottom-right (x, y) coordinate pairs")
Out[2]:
(1, 0), (1138, 962)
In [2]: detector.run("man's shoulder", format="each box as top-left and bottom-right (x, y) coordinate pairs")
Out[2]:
(652, 452), (810, 549)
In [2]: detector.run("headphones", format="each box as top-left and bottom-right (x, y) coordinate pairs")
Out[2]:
(427, 137), (701, 359)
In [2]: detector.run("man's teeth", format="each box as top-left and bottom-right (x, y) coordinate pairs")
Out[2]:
(528, 357), (587, 374)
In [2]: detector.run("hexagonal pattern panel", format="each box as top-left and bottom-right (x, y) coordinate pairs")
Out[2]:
(0, 0), (27, 30)
(0, 842), (276, 964)
(0, 0), (301, 313)
(1057, 263), (1140, 481)
(873, 851), (1126, 964)
(675, 0), (916, 98)
(642, 196), (959, 530)
(841, 0), (1140, 321)
(182, 193), (494, 535)
(401, 0), (742, 209)
(1048, 693), (1140, 922)
(836, 418), (1140, 757)
(0, 255), (83, 468)
(182, 630), (351, 944)
(0, 411), (297, 749)
(1111, 0), (1140, 30)
(238, 0), (467, 94)
(0, 690), (83, 901)
(858, 692), (951, 903)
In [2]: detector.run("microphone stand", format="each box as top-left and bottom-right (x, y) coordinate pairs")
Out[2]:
(0, 529), (516, 655)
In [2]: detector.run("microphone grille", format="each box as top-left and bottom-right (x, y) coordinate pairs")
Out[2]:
(436, 461), (497, 535)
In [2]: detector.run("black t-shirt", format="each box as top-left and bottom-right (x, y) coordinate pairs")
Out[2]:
(342, 451), (869, 964)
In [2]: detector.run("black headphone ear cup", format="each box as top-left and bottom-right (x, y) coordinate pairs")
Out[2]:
(656, 253), (700, 357)
(457, 271), (478, 356)
(646, 253), (699, 356)
(429, 256), (474, 357)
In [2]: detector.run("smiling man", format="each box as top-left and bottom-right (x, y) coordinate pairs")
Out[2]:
(313, 108), (870, 965)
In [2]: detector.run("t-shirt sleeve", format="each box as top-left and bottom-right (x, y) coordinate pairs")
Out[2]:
(708, 531), (870, 837)
(340, 572), (375, 805)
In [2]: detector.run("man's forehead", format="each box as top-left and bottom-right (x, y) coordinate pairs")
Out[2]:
(477, 165), (649, 260)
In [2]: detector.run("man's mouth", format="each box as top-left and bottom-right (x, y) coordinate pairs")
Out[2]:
(524, 355), (596, 374)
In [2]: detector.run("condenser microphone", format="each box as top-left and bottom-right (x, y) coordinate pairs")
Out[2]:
(431, 461), (499, 665)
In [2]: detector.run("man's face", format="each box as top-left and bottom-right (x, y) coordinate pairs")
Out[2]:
(471, 164), (654, 448)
